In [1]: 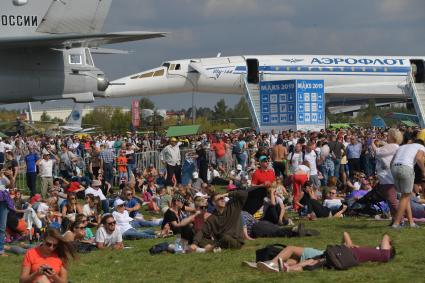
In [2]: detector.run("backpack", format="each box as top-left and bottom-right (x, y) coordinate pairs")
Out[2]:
(149, 242), (170, 255)
(255, 244), (286, 262)
(232, 141), (242, 155)
(324, 245), (359, 270)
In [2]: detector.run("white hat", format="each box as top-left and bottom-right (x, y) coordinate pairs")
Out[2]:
(195, 192), (208, 198)
(192, 172), (199, 179)
(114, 199), (125, 208)
(236, 164), (243, 171)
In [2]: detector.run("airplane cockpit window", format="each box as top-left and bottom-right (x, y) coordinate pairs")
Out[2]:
(153, 69), (165, 77)
(175, 64), (181, 70)
(85, 49), (94, 66)
(139, 72), (154, 78)
(69, 54), (82, 65)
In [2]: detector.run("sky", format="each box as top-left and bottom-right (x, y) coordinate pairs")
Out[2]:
(5, 0), (425, 111)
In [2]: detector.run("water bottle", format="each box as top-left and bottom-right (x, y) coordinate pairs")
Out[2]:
(174, 235), (184, 254)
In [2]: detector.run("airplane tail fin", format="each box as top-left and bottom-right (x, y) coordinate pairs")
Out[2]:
(36, 0), (112, 34)
(65, 104), (84, 128)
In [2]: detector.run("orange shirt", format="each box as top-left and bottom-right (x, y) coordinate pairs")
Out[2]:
(117, 156), (128, 173)
(212, 141), (226, 158)
(22, 247), (63, 282)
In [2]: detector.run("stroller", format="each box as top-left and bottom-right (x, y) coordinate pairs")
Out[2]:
(347, 188), (388, 217)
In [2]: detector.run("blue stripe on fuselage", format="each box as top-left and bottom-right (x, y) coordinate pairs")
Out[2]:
(233, 65), (410, 73)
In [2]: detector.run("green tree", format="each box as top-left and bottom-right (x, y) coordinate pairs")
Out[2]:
(139, 97), (155, 110)
(213, 99), (228, 120)
(40, 111), (51, 122)
(229, 97), (252, 128)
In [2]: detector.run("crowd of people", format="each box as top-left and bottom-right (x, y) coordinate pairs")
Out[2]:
(0, 125), (424, 280)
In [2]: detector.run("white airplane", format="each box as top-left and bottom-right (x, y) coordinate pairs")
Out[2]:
(106, 55), (425, 104)
(60, 104), (96, 133)
(0, 0), (166, 104)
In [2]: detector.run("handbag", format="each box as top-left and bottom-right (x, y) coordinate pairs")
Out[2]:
(255, 244), (286, 262)
(325, 245), (359, 270)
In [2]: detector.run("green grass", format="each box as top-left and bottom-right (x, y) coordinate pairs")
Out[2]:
(2, 217), (424, 283)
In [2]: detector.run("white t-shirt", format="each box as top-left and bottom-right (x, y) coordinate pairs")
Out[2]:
(95, 226), (123, 247)
(288, 152), (303, 174)
(39, 159), (55, 177)
(83, 204), (97, 217)
(392, 143), (425, 168)
(375, 143), (399, 184)
(295, 164), (310, 174)
(112, 210), (134, 234)
(323, 199), (342, 211)
(85, 187), (106, 201)
(37, 202), (49, 218)
(304, 151), (318, 176)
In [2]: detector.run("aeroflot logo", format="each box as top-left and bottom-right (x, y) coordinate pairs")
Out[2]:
(1, 15), (38, 26)
(311, 57), (406, 66)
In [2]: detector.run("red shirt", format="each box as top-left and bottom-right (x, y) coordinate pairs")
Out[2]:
(251, 168), (276, 185)
(67, 181), (81, 193)
(211, 141), (226, 158)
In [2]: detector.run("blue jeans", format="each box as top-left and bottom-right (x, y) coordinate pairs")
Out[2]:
(0, 201), (9, 254)
(333, 159), (341, 178)
(321, 158), (335, 186)
(131, 219), (162, 228)
(101, 200), (110, 214)
(123, 228), (156, 240)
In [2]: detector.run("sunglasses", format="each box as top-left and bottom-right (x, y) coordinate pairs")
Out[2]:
(106, 221), (116, 225)
(330, 192), (337, 195)
(45, 241), (57, 249)
(76, 226), (87, 230)
(126, 193), (133, 196)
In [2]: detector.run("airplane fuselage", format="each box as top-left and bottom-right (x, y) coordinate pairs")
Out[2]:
(106, 55), (425, 103)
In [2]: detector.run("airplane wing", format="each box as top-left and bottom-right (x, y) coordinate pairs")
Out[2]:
(0, 31), (167, 49)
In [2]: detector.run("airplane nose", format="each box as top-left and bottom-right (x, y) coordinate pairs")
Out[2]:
(97, 74), (109, 92)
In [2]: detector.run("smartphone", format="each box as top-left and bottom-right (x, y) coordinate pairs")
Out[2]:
(42, 267), (53, 273)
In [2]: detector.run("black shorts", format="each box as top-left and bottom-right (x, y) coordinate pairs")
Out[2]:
(414, 164), (425, 185)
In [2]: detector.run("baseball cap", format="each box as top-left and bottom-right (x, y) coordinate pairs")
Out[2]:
(259, 156), (269, 162)
(114, 199), (126, 208)
(236, 164), (243, 170)
(192, 172), (199, 179)
(170, 137), (177, 142)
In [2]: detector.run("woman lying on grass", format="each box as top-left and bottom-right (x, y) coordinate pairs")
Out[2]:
(244, 232), (395, 272)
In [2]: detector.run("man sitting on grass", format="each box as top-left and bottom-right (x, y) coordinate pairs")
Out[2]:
(191, 190), (248, 251)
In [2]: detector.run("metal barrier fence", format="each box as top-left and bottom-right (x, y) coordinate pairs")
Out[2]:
(9, 147), (258, 193)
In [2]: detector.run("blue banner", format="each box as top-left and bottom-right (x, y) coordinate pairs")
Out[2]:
(259, 79), (325, 128)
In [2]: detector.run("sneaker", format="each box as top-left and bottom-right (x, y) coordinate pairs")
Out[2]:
(213, 247), (222, 253)
(278, 258), (288, 272)
(242, 261), (258, 269)
(391, 224), (403, 229)
(294, 223), (306, 237)
(410, 223), (420, 228)
(257, 261), (280, 273)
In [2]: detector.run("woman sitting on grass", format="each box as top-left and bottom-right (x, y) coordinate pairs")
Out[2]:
(161, 194), (199, 244)
(82, 194), (101, 227)
(297, 181), (347, 219)
(19, 229), (77, 283)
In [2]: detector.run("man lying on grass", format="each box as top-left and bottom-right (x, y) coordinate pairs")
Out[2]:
(244, 232), (395, 272)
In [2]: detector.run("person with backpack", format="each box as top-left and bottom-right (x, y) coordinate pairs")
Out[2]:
(232, 136), (247, 170)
